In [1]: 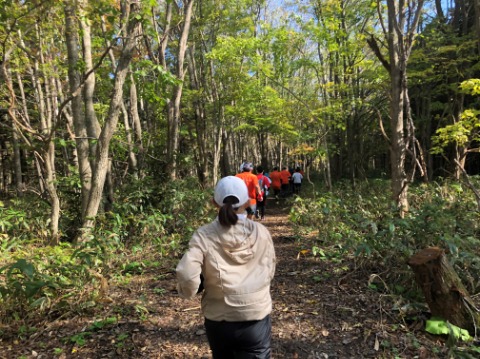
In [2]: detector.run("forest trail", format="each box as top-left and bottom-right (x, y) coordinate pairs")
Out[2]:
(1, 200), (432, 359)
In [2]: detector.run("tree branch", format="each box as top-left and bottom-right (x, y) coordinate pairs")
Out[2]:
(367, 35), (391, 72)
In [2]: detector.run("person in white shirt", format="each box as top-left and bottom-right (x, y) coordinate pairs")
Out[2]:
(291, 167), (303, 194)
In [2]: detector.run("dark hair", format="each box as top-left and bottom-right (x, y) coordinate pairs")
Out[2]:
(273, 167), (278, 171)
(256, 165), (263, 173)
(218, 196), (239, 227)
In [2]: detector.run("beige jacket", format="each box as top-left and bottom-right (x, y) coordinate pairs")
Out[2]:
(176, 217), (276, 321)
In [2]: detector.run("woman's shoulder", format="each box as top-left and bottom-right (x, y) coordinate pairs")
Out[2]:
(194, 220), (220, 237)
(248, 219), (271, 235)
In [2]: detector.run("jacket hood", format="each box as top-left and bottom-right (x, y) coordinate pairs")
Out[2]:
(215, 218), (257, 264)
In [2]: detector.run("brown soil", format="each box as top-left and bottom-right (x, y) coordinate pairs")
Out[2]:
(0, 201), (455, 358)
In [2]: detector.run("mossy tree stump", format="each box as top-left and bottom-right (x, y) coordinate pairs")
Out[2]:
(408, 246), (480, 334)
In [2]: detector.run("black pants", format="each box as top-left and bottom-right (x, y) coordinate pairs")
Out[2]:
(272, 187), (280, 197)
(204, 315), (271, 359)
(293, 183), (301, 194)
(257, 198), (267, 219)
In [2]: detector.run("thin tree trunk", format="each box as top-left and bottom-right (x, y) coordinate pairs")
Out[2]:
(0, 139), (6, 194)
(81, 0), (142, 234)
(187, 47), (208, 185)
(167, 0), (195, 180)
(44, 143), (60, 244)
(454, 146), (467, 180)
(36, 23), (61, 242)
(372, 0), (425, 216)
(474, 0), (480, 53)
(12, 124), (24, 196)
(15, 70), (32, 195)
(453, 94), (466, 179)
(79, 0), (101, 164)
(79, 0), (117, 211)
(159, 2), (173, 70)
(122, 101), (138, 176)
(390, 64), (409, 214)
(64, 0), (92, 219)
(129, 73), (143, 174)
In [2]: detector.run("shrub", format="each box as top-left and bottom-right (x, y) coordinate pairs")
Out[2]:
(290, 178), (480, 293)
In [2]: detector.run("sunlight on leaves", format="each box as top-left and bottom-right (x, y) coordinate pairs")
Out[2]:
(425, 317), (472, 341)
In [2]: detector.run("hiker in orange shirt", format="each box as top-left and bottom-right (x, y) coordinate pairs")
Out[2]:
(280, 167), (291, 198)
(256, 166), (271, 220)
(236, 162), (262, 219)
(269, 167), (281, 199)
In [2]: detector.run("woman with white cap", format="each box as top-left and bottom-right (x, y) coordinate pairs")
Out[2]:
(176, 176), (276, 358)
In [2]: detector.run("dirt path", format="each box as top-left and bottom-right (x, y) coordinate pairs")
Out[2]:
(1, 201), (440, 358)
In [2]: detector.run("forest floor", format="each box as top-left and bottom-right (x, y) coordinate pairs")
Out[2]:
(0, 200), (459, 358)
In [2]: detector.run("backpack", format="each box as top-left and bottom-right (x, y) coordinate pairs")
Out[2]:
(258, 175), (269, 196)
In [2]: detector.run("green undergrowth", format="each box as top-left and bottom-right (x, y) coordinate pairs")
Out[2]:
(291, 177), (480, 290)
(289, 177), (480, 354)
(0, 176), (214, 326)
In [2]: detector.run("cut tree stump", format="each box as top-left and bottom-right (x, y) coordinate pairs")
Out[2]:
(408, 246), (480, 334)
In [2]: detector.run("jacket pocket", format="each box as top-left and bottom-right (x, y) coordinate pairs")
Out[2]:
(224, 286), (270, 307)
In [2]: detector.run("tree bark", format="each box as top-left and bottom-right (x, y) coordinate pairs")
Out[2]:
(79, 0), (102, 165)
(81, 0), (142, 234)
(474, 0), (480, 53)
(122, 100), (138, 176)
(129, 73), (143, 175)
(186, 46), (209, 185)
(408, 247), (480, 334)
(167, 0), (195, 180)
(64, 0), (92, 219)
(374, 0), (425, 216)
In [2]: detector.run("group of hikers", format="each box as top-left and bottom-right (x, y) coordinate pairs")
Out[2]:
(176, 160), (304, 358)
(236, 161), (304, 221)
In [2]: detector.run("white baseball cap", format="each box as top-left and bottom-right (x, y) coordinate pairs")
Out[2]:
(214, 176), (249, 208)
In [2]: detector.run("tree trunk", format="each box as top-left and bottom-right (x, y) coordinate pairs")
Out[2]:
(12, 126), (24, 196)
(453, 93), (466, 180)
(79, 0), (118, 212)
(390, 65), (409, 214)
(454, 146), (467, 180)
(129, 73), (143, 175)
(44, 143), (61, 244)
(122, 100), (138, 176)
(15, 71), (31, 194)
(79, 0), (102, 165)
(435, 0), (445, 22)
(81, 0), (142, 234)
(383, 0), (424, 215)
(0, 139), (6, 194)
(408, 247), (480, 334)
(64, 0), (92, 219)
(474, 0), (480, 53)
(167, 0), (195, 180)
(37, 24), (61, 242)
(187, 47), (208, 185)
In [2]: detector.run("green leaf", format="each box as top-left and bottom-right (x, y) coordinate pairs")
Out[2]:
(24, 282), (42, 297)
(30, 297), (48, 309)
(10, 259), (35, 278)
(425, 316), (472, 341)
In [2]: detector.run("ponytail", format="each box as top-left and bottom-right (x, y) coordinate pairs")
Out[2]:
(218, 196), (240, 227)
